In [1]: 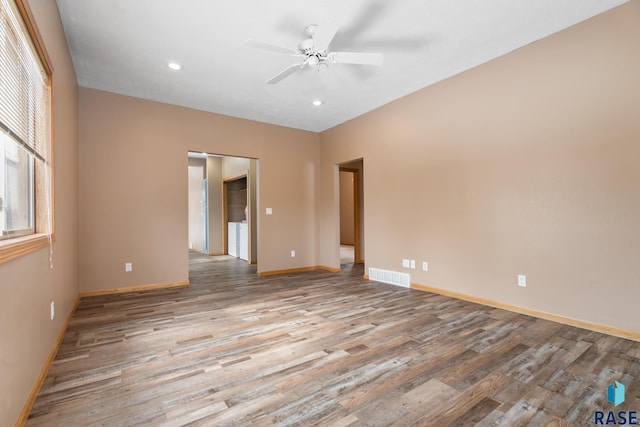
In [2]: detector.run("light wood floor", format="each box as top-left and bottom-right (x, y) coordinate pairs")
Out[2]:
(27, 253), (640, 426)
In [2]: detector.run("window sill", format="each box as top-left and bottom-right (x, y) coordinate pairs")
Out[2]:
(0, 233), (52, 266)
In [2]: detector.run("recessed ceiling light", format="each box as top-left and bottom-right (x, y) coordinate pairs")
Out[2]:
(312, 100), (323, 106)
(168, 62), (182, 70)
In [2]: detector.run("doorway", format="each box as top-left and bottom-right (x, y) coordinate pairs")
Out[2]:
(223, 174), (248, 262)
(339, 159), (364, 266)
(187, 152), (258, 265)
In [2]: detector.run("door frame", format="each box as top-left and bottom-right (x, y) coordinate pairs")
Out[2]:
(339, 167), (362, 264)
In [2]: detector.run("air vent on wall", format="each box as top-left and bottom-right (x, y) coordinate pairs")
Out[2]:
(368, 268), (410, 288)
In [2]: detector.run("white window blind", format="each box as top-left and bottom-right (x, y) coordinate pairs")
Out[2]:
(0, 0), (52, 246)
(0, 0), (50, 162)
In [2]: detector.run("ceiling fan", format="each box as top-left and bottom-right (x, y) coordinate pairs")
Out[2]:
(246, 22), (384, 84)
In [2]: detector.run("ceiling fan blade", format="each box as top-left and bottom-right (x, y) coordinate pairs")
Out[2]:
(266, 62), (304, 84)
(329, 52), (384, 66)
(312, 22), (339, 52)
(245, 39), (298, 55)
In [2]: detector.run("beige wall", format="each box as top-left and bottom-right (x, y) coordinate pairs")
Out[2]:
(78, 88), (319, 291)
(0, 0), (78, 424)
(318, 1), (640, 332)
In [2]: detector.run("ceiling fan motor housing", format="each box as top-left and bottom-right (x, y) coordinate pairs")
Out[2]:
(298, 38), (316, 53)
(298, 38), (326, 70)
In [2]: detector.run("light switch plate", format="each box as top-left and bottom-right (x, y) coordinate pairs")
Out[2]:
(266, 208), (273, 215)
(518, 274), (526, 287)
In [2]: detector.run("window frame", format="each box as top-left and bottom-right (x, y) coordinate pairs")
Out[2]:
(0, 0), (54, 266)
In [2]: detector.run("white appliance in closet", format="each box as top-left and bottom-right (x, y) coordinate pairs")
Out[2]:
(228, 222), (248, 261)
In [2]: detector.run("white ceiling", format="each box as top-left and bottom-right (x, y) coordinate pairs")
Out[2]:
(55, 0), (628, 132)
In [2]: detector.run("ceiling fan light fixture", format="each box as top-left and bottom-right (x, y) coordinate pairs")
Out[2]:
(246, 21), (383, 85)
(167, 61), (182, 71)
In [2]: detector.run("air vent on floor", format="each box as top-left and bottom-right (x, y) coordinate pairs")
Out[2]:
(368, 268), (410, 288)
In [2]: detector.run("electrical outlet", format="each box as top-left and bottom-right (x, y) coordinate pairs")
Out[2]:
(518, 274), (526, 287)
(50, 301), (55, 320)
(402, 259), (410, 268)
(422, 261), (429, 271)
(410, 260), (416, 269)
(290, 250), (296, 257)
(266, 208), (273, 215)
(125, 262), (132, 272)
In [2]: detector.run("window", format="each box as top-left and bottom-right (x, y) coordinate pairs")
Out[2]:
(0, 133), (34, 238)
(0, 0), (52, 264)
